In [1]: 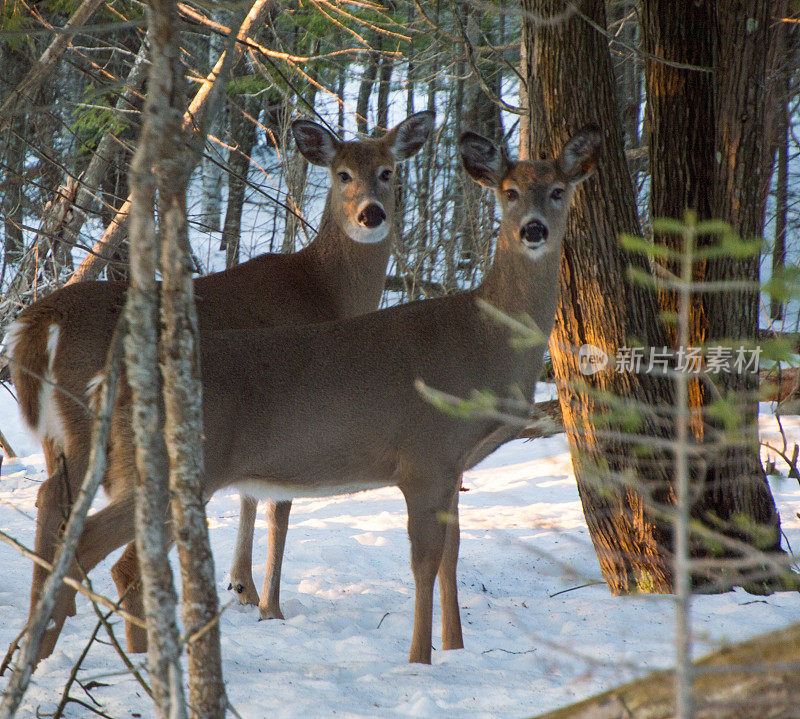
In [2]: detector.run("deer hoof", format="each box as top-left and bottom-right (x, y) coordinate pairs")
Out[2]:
(258, 605), (284, 621)
(228, 580), (259, 606)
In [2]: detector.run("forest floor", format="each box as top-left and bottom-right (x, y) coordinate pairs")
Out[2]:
(1, 384), (799, 718)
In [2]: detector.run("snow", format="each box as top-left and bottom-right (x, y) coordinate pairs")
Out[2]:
(1, 387), (799, 718)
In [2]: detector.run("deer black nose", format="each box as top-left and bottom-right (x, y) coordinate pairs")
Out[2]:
(520, 219), (548, 246)
(358, 204), (386, 228)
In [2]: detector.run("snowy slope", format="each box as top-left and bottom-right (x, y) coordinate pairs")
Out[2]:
(0, 387), (799, 718)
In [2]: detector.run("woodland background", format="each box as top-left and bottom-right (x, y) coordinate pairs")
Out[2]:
(1, 1), (800, 718)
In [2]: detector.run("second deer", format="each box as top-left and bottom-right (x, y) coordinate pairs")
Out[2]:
(34, 125), (601, 665)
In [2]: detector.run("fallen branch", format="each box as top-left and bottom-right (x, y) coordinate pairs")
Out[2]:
(0, 426), (17, 458)
(533, 623), (800, 719)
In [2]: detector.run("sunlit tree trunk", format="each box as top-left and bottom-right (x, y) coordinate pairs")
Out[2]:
(642, 0), (788, 588)
(522, 0), (675, 594)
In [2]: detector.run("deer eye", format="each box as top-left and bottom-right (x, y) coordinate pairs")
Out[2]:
(379, 168), (392, 182)
(505, 188), (519, 202)
(550, 187), (564, 202)
(337, 170), (352, 183)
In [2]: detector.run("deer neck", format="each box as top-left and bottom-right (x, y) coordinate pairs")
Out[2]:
(302, 194), (393, 316)
(476, 228), (563, 342)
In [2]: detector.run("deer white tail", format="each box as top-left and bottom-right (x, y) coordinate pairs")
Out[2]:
(7, 312), (66, 445)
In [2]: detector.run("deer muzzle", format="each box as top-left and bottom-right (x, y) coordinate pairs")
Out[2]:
(358, 203), (387, 228)
(520, 219), (548, 247)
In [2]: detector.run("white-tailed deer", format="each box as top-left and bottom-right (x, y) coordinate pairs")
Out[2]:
(8, 110), (435, 653)
(34, 125), (601, 665)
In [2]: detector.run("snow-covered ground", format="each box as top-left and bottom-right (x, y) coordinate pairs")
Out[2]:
(0, 386), (799, 718)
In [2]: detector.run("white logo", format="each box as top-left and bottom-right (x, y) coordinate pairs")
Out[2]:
(578, 344), (608, 375)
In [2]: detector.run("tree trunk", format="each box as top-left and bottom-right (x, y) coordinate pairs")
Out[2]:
(356, 29), (381, 134)
(221, 97), (259, 267)
(610, 1), (642, 152)
(157, 68), (226, 719)
(703, 1), (788, 585)
(376, 51), (394, 132)
(1, 46), (29, 269)
(522, 0), (675, 593)
(199, 7), (229, 234)
(642, 0), (788, 589)
(125, 2), (187, 713)
(102, 150), (132, 282)
(458, 3), (503, 278)
(770, 42), (789, 322)
(281, 85), (314, 254)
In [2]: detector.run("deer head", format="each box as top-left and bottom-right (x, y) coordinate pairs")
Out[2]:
(459, 126), (602, 259)
(292, 111), (435, 244)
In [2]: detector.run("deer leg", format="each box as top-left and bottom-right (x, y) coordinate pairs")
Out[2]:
(39, 438), (77, 619)
(110, 542), (147, 653)
(258, 500), (291, 620)
(30, 449), (86, 618)
(402, 478), (457, 664)
(438, 486), (463, 651)
(229, 494), (260, 605)
(37, 491), (136, 663)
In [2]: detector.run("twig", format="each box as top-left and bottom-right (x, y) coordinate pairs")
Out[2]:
(51, 613), (105, 718)
(80, 569), (153, 700)
(548, 581), (604, 598)
(0, 426), (18, 458)
(0, 624), (30, 677)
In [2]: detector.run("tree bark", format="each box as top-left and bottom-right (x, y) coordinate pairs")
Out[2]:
(221, 97), (258, 267)
(704, 1), (788, 585)
(522, 0), (675, 593)
(142, 2), (226, 715)
(158, 67), (226, 719)
(124, 1), (187, 714)
(642, 0), (788, 589)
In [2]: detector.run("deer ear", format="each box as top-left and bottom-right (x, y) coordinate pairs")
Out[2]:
(292, 119), (340, 167)
(384, 110), (435, 160)
(558, 124), (602, 185)
(459, 131), (507, 189)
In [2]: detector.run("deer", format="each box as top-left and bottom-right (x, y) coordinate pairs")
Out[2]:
(33, 124), (602, 665)
(7, 110), (435, 655)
